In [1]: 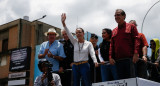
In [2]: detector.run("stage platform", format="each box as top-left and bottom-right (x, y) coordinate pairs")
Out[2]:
(92, 77), (160, 86)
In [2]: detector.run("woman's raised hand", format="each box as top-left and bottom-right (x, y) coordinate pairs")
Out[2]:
(61, 13), (66, 27)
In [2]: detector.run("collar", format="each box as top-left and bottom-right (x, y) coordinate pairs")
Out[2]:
(118, 21), (126, 28)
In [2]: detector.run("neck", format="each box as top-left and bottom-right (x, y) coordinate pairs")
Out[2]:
(49, 41), (54, 44)
(118, 21), (125, 26)
(105, 38), (110, 42)
(93, 43), (97, 47)
(78, 39), (84, 43)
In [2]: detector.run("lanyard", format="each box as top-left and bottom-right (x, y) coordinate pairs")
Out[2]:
(78, 42), (84, 58)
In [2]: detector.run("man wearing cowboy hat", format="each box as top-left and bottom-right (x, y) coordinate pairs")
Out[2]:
(38, 28), (66, 72)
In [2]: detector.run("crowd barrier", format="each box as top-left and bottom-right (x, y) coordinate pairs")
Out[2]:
(92, 77), (160, 86)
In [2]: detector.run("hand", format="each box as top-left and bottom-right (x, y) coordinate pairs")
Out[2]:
(109, 58), (115, 65)
(41, 72), (47, 83)
(154, 62), (159, 67)
(50, 80), (55, 86)
(101, 61), (106, 65)
(47, 51), (53, 58)
(133, 53), (139, 63)
(61, 13), (66, 27)
(59, 67), (64, 73)
(44, 49), (49, 56)
(70, 63), (74, 67)
(94, 62), (99, 67)
(142, 56), (147, 63)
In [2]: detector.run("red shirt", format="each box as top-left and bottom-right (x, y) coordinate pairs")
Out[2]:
(109, 22), (140, 59)
(138, 33), (149, 57)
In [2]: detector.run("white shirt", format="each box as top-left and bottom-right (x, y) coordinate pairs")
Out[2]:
(98, 48), (104, 62)
(64, 27), (97, 63)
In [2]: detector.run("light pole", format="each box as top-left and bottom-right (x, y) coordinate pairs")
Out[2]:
(35, 15), (47, 21)
(141, 0), (160, 33)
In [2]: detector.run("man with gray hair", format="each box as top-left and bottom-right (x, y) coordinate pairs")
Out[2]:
(129, 20), (149, 79)
(109, 9), (140, 79)
(38, 28), (66, 72)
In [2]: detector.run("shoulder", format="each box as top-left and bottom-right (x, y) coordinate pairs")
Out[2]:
(126, 23), (136, 29)
(85, 40), (92, 45)
(41, 41), (48, 45)
(52, 73), (60, 78)
(55, 40), (63, 46)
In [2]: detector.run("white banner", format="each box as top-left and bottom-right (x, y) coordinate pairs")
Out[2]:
(92, 77), (160, 86)
(8, 72), (26, 79)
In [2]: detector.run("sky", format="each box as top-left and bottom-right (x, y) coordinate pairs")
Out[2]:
(0, 0), (160, 56)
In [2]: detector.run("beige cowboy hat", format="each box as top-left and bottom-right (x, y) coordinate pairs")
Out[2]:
(44, 28), (59, 37)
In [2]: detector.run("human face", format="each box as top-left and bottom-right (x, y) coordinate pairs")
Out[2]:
(102, 30), (110, 40)
(90, 37), (98, 45)
(150, 41), (156, 50)
(48, 32), (56, 43)
(76, 29), (84, 40)
(129, 21), (137, 27)
(114, 10), (125, 24)
(41, 63), (48, 73)
(62, 30), (69, 41)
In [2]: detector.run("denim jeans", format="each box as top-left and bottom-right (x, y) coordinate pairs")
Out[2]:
(100, 64), (118, 81)
(116, 58), (135, 79)
(72, 63), (91, 86)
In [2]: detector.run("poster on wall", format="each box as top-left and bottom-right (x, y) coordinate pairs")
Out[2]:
(9, 47), (31, 71)
(33, 45), (42, 81)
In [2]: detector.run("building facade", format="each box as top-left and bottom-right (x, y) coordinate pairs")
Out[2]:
(0, 19), (62, 86)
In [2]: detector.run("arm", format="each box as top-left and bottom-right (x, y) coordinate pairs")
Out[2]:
(61, 13), (76, 44)
(53, 74), (62, 86)
(89, 42), (98, 67)
(142, 46), (148, 62)
(109, 35), (115, 65)
(132, 26), (140, 63)
(34, 76), (43, 86)
(98, 49), (104, 62)
(48, 51), (64, 61)
(141, 33), (149, 62)
(155, 49), (160, 67)
(38, 44), (49, 59)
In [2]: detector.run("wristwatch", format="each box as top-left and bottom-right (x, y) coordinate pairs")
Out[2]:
(143, 55), (147, 57)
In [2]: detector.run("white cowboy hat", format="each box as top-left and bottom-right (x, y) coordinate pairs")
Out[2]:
(44, 28), (59, 37)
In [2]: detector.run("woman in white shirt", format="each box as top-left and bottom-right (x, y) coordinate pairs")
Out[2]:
(61, 13), (98, 86)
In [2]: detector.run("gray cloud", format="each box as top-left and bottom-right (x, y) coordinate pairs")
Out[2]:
(0, 0), (160, 39)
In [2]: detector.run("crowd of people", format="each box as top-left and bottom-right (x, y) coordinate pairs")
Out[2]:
(34, 9), (160, 86)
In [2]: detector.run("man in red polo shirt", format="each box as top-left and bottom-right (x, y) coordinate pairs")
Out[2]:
(129, 20), (149, 79)
(109, 9), (140, 79)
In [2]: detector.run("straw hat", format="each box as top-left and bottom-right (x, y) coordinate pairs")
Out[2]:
(44, 28), (59, 37)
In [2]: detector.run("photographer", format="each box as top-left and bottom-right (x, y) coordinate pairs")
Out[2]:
(34, 59), (62, 86)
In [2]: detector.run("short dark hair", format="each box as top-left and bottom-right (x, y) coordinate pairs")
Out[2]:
(38, 59), (52, 72)
(91, 33), (98, 39)
(103, 28), (112, 39)
(116, 9), (126, 19)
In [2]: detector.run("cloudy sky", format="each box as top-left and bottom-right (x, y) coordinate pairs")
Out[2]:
(0, 0), (160, 56)
(0, 0), (160, 38)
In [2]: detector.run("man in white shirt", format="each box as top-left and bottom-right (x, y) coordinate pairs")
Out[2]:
(34, 59), (62, 86)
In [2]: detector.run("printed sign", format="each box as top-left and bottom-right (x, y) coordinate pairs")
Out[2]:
(8, 72), (27, 79)
(9, 47), (31, 71)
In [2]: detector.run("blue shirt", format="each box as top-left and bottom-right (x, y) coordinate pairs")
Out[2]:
(39, 40), (66, 71)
